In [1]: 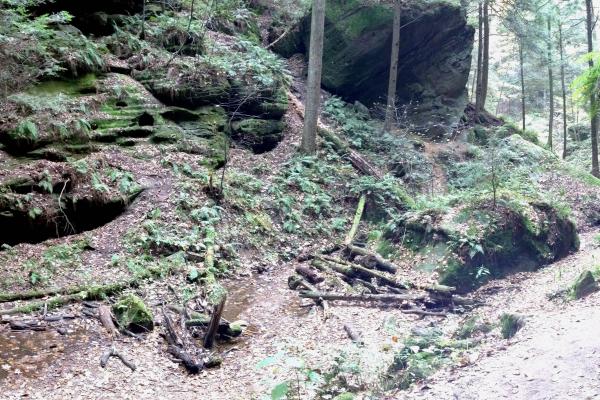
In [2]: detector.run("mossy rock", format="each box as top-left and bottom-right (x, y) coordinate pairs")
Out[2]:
(135, 62), (231, 108)
(231, 119), (284, 153)
(151, 127), (184, 144)
(176, 106), (227, 138)
(232, 83), (289, 120)
(112, 294), (154, 333)
(26, 147), (68, 162)
(500, 313), (524, 339)
(570, 270), (599, 299)
(432, 199), (579, 293)
(161, 107), (201, 122)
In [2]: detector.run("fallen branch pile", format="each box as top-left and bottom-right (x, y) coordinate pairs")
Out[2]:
(289, 194), (475, 318)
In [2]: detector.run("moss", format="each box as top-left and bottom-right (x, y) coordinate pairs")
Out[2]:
(437, 198), (578, 292)
(151, 127), (184, 144)
(500, 313), (524, 339)
(112, 293), (154, 332)
(569, 270), (598, 299)
(27, 74), (98, 97)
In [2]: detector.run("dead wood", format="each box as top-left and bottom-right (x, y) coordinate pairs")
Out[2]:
(9, 320), (47, 331)
(345, 194), (366, 246)
(295, 265), (324, 284)
(347, 245), (398, 273)
(204, 295), (227, 349)
(288, 92), (383, 178)
(401, 308), (447, 317)
(299, 290), (424, 303)
(100, 347), (137, 371)
(312, 258), (406, 290)
(98, 305), (119, 337)
(343, 323), (364, 345)
(162, 308), (203, 374)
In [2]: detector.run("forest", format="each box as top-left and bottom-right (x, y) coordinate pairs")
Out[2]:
(0, 0), (599, 399)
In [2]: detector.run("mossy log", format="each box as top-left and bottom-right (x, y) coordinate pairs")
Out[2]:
(347, 244), (398, 273)
(299, 290), (424, 303)
(345, 194), (366, 246)
(312, 258), (407, 290)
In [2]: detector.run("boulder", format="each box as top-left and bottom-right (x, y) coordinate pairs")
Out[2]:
(273, 0), (474, 137)
(570, 270), (598, 299)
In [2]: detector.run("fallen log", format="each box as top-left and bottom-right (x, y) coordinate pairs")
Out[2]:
(204, 296), (226, 349)
(344, 194), (366, 246)
(312, 258), (407, 290)
(343, 323), (364, 345)
(288, 275), (319, 292)
(295, 265), (324, 284)
(98, 305), (119, 337)
(162, 308), (203, 374)
(299, 290), (424, 303)
(288, 275), (330, 317)
(167, 345), (203, 373)
(9, 320), (47, 331)
(100, 347), (137, 371)
(297, 243), (343, 262)
(401, 308), (447, 317)
(347, 245), (398, 273)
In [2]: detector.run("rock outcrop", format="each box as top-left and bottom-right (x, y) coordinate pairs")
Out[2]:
(273, 0), (474, 137)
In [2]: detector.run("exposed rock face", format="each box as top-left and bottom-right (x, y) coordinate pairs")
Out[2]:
(274, 0), (474, 137)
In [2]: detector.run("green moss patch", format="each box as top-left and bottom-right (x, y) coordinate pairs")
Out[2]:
(112, 293), (154, 332)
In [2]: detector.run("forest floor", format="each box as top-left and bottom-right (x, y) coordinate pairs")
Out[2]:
(2, 228), (600, 400)
(2, 109), (600, 398)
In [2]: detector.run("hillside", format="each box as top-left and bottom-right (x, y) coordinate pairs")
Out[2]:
(1, 1), (600, 399)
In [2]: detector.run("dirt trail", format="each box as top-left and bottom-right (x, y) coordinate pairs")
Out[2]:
(408, 229), (600, 400)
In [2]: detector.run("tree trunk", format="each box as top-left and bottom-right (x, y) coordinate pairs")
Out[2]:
(547, 18), (554, 150)
(480, 0), (490, 109)
(384, 0), (402, 132)
(586, 0), (600, 176)
(475, 2), (484, 114)
(519, 38), (526, 132)
(559, 22), (568, 159)
(301, 0), (327, 155)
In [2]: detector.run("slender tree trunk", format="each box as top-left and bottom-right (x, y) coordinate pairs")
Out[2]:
(470, 64), (477, 103)
(547, 18), (554, 150)
(141, 0), (146, 39)
(495, 83), (505, 116)
(481, 0), (490, 108)
(302, 0), (327, 155)
(384, 0), (402, 132)
(519, 38), (526, 132)
(559, 22), (568, 159)
(586, 0), (600, 176)
(475, 2), (484, 114)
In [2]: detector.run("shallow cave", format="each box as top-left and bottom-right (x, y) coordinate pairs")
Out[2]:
(0, 193), (137, 248)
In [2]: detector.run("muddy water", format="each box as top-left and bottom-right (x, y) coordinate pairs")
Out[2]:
(0, 326), (90, 382)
